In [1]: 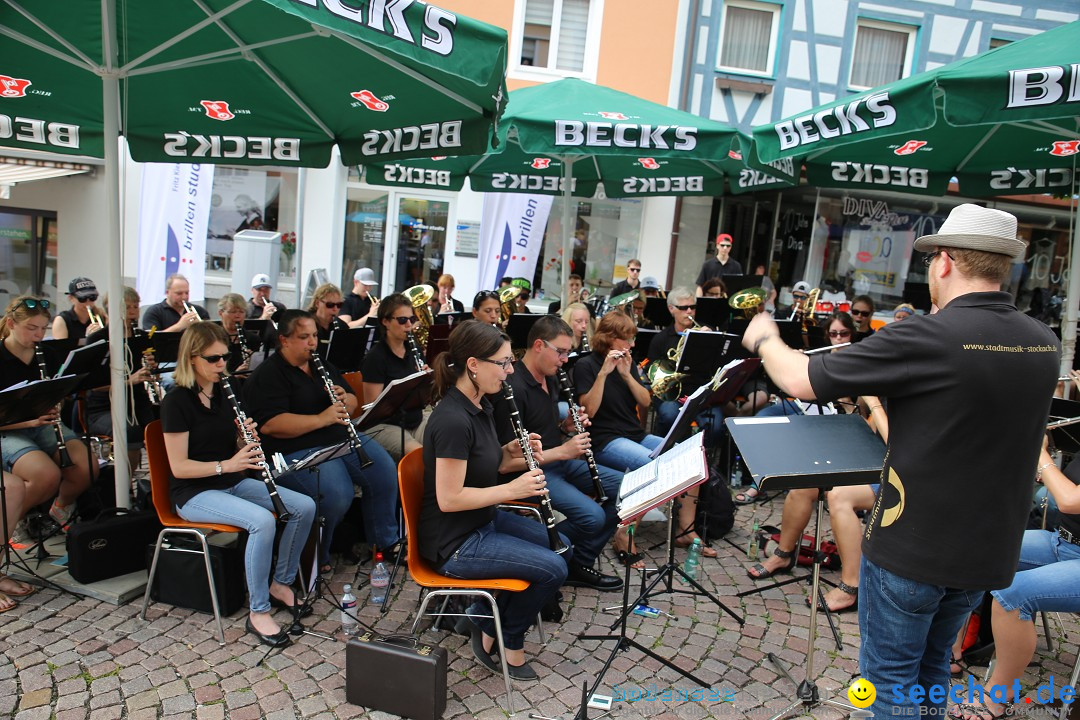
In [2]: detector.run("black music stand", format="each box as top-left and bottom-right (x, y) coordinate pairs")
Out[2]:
(355, 371), (433, 614)
(725, 414), (885, 720)
(631, 328), (658, 366)
(327, 327), (373, 373)
(694, 296), (728, 329)
(643, 298), (672, 329)
(433, 311), (469, 326)
(425, 324), (452, 366)
(507, 314), (545, 350)
(129, 332), (182, 374)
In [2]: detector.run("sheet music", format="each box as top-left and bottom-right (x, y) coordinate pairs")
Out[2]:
(619, 433), (707, 521)
(56, 339), (106, 377)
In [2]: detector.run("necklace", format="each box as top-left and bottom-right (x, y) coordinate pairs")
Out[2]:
(198, 384), (214, 401)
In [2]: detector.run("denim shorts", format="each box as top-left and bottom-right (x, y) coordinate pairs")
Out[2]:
(2, 425), (80, 472)
(991, 529), (1080, 621)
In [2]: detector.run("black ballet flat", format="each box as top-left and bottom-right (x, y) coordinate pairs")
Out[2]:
(245, 617), (292, 648)
(270, 593), (313, 618)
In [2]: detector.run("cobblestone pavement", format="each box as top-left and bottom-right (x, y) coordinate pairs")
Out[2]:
(1, 495), (1076, 719)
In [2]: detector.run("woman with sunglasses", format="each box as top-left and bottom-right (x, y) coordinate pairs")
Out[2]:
(850, 295), (876, 342)
(422, 320), (569, 681)
(0, 296), (94, 531)
(472, 290), (502, 327)
(360, 293), (430, 461)
(52, 277), (104, 343)
(217, 293), (258, 374)
(160, 322), (315, 648)
(306, 283), (348, 360)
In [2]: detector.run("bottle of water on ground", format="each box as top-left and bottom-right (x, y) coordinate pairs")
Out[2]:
(731, 454), (743, 487)
(683, 538), (702, 582)
(370, 552), (390, 605)
(341, 584), (358, 636)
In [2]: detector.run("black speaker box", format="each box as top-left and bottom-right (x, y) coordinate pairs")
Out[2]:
(146, 534), (245, 616)
(346, 633), (447, 720)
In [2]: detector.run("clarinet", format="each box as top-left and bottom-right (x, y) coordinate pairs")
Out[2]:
(501, 381), (568, 555)
(404, 330), (426, 373)
(34, 344), (74, 468)
(220, 377), (291, 521)
(580, 333), (591, 354)
(555, 368), (607, 502)
(310, 353), (373, 468)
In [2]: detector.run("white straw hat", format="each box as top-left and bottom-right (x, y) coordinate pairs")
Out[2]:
(913, 204), (1025, 259)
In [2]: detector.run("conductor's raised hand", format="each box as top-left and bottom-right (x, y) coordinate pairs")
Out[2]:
(742, 312), (779, 355)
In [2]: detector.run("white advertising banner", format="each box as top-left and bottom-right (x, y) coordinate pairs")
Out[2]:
(477, 193), (553, 291)
(136, 163), (215, 303)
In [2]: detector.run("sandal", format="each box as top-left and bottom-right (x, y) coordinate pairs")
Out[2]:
(675, 535), (718, 558)
(948, 701), (1015, 720)
(734, 487), (769, 505)
(747, 547), (797, 579)
(806, 581), (858, 613)
(610, 534), (645, 570)
(0, 575), (34, 597)
(0, 592), (16, 613)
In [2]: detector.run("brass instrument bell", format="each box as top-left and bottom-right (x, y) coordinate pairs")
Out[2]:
(402, 284), (435, 348)
(497, 285), (521, 325)
(728, 287), (767, 319)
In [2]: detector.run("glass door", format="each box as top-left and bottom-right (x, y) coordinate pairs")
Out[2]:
(0, 207), (56, 306)
(343, 187), (391, 292)
(392, 196), (449, 292)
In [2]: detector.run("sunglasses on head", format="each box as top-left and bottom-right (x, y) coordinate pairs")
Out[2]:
(18, 298), (51, 310)
(828, 330), (852, 338)
(323, 301), (344, 309)
(674, 304), (696, 311)
(198, 353), (229, 364)
(850, 309), (871, 316)
(391, 315), (418, 325)
(474, 290), (499, 305)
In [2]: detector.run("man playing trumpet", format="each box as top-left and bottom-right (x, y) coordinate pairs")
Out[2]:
(141, 274), (209, 332)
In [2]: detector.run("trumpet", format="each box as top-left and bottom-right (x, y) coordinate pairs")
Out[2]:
(87, 306), (103, 328)
(556, 368), (606, 502)
(221, 377), (290, 520)
(34, 344), (74, 468)
(502, 381), (568, 555)
(310, 353), (373, 468)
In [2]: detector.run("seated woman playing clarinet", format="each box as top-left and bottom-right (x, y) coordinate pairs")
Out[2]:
(361, 293), (431, 462)
(421, 320), (569, 681)
(561, 302), (593, 354)
(0, 295), (94, 531)
(217, 293), (256, 374)
(161, 322), (314, 648)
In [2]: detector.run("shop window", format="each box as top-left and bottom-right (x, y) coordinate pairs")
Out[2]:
(717, 1), (780, 77)
(849, 20), (917, 89)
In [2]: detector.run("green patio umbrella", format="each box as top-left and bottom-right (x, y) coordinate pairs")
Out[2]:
(749, 20), (1080, 369)
(362, 77), (794, 303)
(0, 0), (508, 503)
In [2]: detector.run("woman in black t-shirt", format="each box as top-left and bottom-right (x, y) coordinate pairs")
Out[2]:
(306, 283), (348, 359)
(217, 293), (255, 374)
(421, 320), (569, 681)
(361, 293), (429, 461)
(160, 322), (315, 649)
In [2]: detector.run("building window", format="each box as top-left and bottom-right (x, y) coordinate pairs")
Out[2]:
(850, 20), (917, 89)
(988, 37), (1012, 50)
(717, 1), (780, 77)
(518, 0), (591, 73)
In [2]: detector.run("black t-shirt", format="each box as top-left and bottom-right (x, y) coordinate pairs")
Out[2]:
(361, 340), (422, 429)
(58, 309), (91, 343)
(159, 383), (246, 508)
(0, 339), (58, 389)
(808, 291), (1060, 590)
(1059, 459), (1080, 540)
(696, 257), (743, 286)
(246, 299), (287, 319)
(315, 317), (348, 360)
(611, 279), (640, 297)
(420, 387), (500, 565)
(573, 351), (646, 450)
(141, 300), (209, 331)
(243, 351), (350, 455)
(341, 293), (372, 324)
(853, 327), (875, 343)
(490, 360), (562, 453)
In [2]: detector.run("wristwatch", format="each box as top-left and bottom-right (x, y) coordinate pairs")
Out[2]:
(215, 462), (223, 476)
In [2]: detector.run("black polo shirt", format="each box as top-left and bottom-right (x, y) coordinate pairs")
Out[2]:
(246, 299), (286, 319)
(808, 291), (1060, 590)
(315, 317), (348, 360)
(695, 257), (743, 285)
(341, 293), (372, 323)
(491, 360), (562, 452)
(420, 386), (500, 565)
(573, 351), (646, 451)
(0, 339), (59, 388)
(159, 383), (246, 509)
(141, 300), (209, 331)
(611, 279), (640, 297)
(243, 350), (350, 456)
(361, 340), (422, 429)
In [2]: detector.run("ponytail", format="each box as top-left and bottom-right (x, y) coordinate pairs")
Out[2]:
(430, 320), (509, 403)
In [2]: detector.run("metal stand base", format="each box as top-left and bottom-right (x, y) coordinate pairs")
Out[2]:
(767, 653), (856, 720)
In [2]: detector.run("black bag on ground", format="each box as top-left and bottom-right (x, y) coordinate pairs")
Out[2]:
(66, 508), (162, 584)
(145, 533), (245, 616)
(695, 465), (736, 541)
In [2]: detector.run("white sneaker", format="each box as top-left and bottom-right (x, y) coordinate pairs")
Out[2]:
(49, 501), (75, 530)
(643, 508), (667, 522)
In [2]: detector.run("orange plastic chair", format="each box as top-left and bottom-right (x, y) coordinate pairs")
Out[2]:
(342, 371), (364, 419)
(398, 448), (530, 712)
(140, 420), (244, 645)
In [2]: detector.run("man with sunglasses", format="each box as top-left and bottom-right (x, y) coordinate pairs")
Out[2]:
(611, 259), (643, 297)
(741, 204), (1060, 719)
(141, 274), (209, 332)
(52, 277), (104, 343)
(490, 316), (623, 591)
(849, 295), (876, 342)
(695, 233), (743, 297)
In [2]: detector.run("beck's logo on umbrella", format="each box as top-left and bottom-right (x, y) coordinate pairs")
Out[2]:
(598, 111), (628, 120)
(894, 140), (928, 156)
(531, 158), (551, 169)
(1050, 140), (1080, 157)
(0, 75), (31, 98)
(200, 101), (235, 121)
(351, 90), (390, 112)
(637, 158), (660, 169)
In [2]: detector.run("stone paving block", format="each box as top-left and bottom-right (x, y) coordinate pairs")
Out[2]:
(55, 709), (87, 720)
(18, 688), (52, 709)
(88, 709), (122, 720)
(14, 707), (52, 720)
(195, 705), (226, 720)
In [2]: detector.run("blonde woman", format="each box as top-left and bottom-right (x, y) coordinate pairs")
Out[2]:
(306, 283), (348, 359)
(560, 302), (593, 353)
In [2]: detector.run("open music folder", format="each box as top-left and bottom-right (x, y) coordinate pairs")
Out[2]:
(617, 432), (707, 522)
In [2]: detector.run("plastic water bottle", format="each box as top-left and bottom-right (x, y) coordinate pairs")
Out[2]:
(341, 584), (358, 636)
(683, 538), (702, 582)
(370, 553), (390, 605)
(731, 455), (744, 487)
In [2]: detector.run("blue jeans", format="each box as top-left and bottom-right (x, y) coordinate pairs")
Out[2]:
(544, 459), (622, 566)
(654, 401), (724, 447)
(991, 529), (1080, 621)
(279, 434), (399, 565)
(858, 557), (984, 718)
(177, 478), (315, 613)
(440, 512), (570, 650)
(595, 434), (663, 472)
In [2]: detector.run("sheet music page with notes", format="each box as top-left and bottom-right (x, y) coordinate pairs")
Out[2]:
(619, 433), (707, 521)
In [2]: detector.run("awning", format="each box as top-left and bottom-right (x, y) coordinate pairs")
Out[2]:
(0, 156), (95, 198)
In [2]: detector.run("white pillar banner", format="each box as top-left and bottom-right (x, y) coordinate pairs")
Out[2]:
(477, 192), (553, 291)
(136, 163), (215, 303)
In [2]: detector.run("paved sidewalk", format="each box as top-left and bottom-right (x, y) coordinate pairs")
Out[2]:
(1, 496), (1076, 719)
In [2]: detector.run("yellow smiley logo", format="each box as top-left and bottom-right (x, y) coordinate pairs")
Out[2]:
(848, 678), (876, 708)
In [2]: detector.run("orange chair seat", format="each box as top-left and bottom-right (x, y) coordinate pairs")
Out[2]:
(407, 557), (528, 592)
(342, 371), (365, 419)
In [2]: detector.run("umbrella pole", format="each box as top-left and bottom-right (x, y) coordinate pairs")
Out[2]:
(294, 167), (306, 307)
(561, 157), (575, 310)
(1063, 182), (1080, 378)
(103, 0), (130, 508)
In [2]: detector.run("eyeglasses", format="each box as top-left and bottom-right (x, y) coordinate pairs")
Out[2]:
(79, 294), (99, 303)
(922, 249), (949, 268)
(17, 298), (51, 310)
(849, 308), (871, 317)
(392, 315), (419, 325)
(543, 340), (571, 358)
(479, 356), (515, 371)
(828, 330), (852, 339)
(718, 243), (732, 248)
(673, 304), (697, 311)
(323, 301), (344, 309)
(627, 267), (641, 272)
(198, 353), (229, 364)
